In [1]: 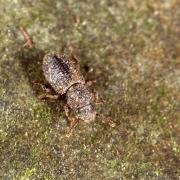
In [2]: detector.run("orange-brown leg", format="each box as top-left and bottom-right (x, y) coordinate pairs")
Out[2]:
(92, 92), (105, 105)
(64, 105), (79, 138)
(97, 113), (116, 128)
(32, 80), (59, 100)
(38, 93), (59, 100)
(101, 117), (116, 128)
(20, 26), (34, 49)
(32, 80), (53, 93)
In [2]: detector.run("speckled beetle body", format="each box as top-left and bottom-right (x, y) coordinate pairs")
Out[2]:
(43, 52), (96, 123)
(20, 27), (115, 137)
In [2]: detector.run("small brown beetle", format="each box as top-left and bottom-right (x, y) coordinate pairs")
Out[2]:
(43, 52), (96, 135)
(20, 27), (115, 137)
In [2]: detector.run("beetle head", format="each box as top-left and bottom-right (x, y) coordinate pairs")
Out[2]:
(76, 105), (96, 123)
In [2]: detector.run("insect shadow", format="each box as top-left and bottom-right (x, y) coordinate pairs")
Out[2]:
(16, 48), (66, 130)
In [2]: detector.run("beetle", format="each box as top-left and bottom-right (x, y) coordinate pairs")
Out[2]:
(20, 27), (115, 137)
(43, 52), (97, 136)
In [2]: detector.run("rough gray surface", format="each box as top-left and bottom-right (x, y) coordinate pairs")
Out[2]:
(0, 0), (179, 179)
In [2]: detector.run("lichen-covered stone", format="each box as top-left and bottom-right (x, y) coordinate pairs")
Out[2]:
(0, 0), (179, 179)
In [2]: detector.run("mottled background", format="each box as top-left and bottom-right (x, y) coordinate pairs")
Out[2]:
(0, 0), (179, 179)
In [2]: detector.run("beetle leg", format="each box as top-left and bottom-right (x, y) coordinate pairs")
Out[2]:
(92, 92), (105, 105)
(66, 118), (78, 138)
(32, 80), (53, 93)
(32, 80), (59, 100)
(101, 117), (116, 128)
(20, 26), (34, 49)
(64, 105), (70, 117)
(97, 113), (116, 128)
(64, 105), (79, 138)
(38, 93), (59, 100)
(87, 81), (105, 104)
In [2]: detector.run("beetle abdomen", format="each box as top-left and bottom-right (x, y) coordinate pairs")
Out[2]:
(43, 52), (85, 94)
